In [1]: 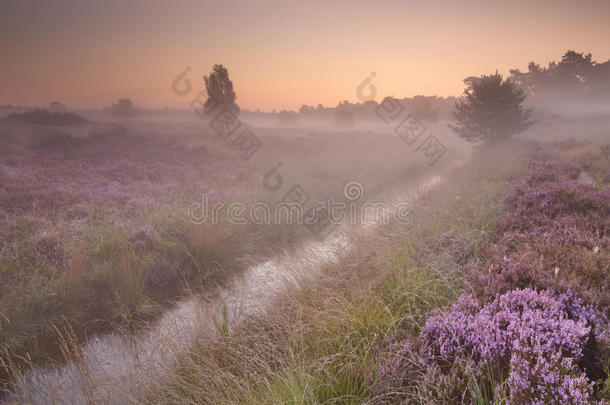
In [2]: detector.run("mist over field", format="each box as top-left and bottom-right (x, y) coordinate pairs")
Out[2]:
(1, 1), (610, 403)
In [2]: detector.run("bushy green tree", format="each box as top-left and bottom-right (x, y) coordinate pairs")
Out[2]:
(450, 73), (532, 143)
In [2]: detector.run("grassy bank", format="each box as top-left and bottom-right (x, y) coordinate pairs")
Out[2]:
(0, 120), (447, 389)
(122, 141), (521, 403)
(0, 123), (333, 375)
(123, 139), (610, 404)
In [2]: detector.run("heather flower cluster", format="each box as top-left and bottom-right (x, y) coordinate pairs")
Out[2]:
(472, 148), (610, 307)
(420, 289), (603, 403)
(0, 125), (250, 352)
(377, 146), (610, 403)
(378, 289), (605, 403)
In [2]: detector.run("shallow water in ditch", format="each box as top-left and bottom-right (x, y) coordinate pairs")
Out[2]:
(18, 175), (443, 404)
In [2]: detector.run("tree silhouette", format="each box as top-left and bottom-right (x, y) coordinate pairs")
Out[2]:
(553, 51), (594, 95)
(48, 101), (68, 113)
(334, 100), (355, 126)
(450, 73), (532, 143)
(111, 98), (138, 118)
(411, 96), (439, 123)
(277, 110), (298, 125)
(509, 50), (610, 100)
(298, 104), (316, 119)
(203, 64), (239, 116)
(590, 60), (610, 99)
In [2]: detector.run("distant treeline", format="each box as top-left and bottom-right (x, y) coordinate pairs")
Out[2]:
(509, 50), (610, 102)
(245, 50), (610, 124)
(242, 95), (456, 124)
(3, 50), (608, 124)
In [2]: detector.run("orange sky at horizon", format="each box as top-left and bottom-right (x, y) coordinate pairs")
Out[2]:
(1, 0), (610, 111)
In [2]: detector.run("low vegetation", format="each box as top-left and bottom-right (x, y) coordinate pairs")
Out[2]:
(0, 126), (254, 360)
(376, 143), (609, 403)
(2, 54), (609, 402)
(110, 98), (139, 118)
(0, 116), (444, 393)
(1, 110), (89, 126)
(123, 139), (610, 404)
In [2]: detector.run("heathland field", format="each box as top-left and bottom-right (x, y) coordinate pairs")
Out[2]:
(134, 134), (610, 404)
(3, 2), (610, 403)
(1, 109), (610, 404)
(0, 111), (462, 377)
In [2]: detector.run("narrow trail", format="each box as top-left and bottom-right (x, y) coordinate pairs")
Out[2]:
(18, 171), (448, 404)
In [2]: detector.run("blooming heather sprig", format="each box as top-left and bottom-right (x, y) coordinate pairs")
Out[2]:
(377, 148), (609, 403)
(420, 289), (601, 365)
(378, 289), (604, 403)
(506, 343), (593, 404)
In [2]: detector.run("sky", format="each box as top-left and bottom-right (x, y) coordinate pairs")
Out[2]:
(1, 0), (610, 111)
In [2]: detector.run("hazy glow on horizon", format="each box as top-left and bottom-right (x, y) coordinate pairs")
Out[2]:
(1, 0), (610, 111)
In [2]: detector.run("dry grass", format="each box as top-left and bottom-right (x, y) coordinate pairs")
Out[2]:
(123, 142), (525, 405)
(12, 138), (602, 404)
(1, 117), (458, 398)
